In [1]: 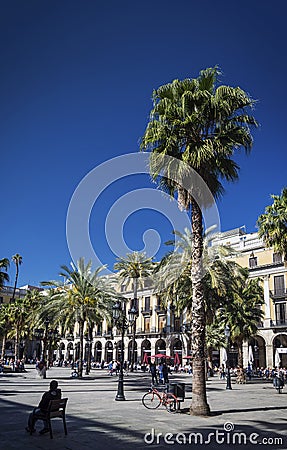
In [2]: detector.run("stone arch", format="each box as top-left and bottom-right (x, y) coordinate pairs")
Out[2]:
(128, 340), (138, 364)
(155, 338), (166, 355)
(59, 342), (65, 360)
(249, 336), (266, 368)
(105, 341), (113, 363)
(170, 338), (183, 364)
(94, 341), (102, 363)
(141, 339), (151, 361)
(272, 333), (287, 368)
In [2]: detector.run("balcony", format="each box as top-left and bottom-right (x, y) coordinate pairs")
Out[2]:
(270, 289), (287, 300)
(248, 259), (284, 273)
(141, 307), (152, 316)
(154, 305), (166, 315)
(270, 319), (287, 328)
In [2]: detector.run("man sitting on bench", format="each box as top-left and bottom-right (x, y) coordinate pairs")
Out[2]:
(26, 379), (61, 435)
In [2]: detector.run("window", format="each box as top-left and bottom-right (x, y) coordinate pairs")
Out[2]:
(249, 257), (257, 268)
(273, 253), (283, 264)
(144, 279), (152, 288)
(275, 302), (287, 325)
(174, 318), (181, 332)
(0, 297), (3, 304)
(274, 275), (285, 296)
(144, 296), (150, 312)
(158, 316), (165, 332)
(120, 284), (126, 292)
(144, 317), (150, 332)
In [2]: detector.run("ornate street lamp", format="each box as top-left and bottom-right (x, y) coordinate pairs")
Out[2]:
(224, 325), (232, 390)
(42, 318), (50, 362)
(33, 328), (44, 359)
(85, 333), (92, 375)
(129, 303), (139, 372)
(112, 300), (137, 401)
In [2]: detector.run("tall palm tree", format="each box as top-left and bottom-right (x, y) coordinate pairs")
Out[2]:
(257, 187), (287, 261)
(0, 258), (10, 289)
(114, 252), (155, 371)
(41, 258), (115, 377)
(141, 67), (257, 415)
(11, 254), (23, 301)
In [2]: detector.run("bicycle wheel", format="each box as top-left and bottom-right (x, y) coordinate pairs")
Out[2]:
(164, 393), (179, 413)
(142, 391), (161, 409)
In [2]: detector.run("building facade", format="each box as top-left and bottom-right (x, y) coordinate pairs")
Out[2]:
(2, 228), (286, 370)
(212, 227), (287, 369)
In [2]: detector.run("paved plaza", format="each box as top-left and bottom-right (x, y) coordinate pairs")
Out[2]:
(0, 366), (287, 450)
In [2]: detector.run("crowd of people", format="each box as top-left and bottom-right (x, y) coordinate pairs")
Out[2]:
(0, 357), (25, 373)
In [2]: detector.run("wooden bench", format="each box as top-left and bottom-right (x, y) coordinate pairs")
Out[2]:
(31, 398), (68, 439)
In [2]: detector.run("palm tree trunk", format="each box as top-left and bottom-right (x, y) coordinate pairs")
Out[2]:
(237, 339), (243, 368)
(130, 278), (138, 372)
(1, 333), (6, 359)
(78, 320), (84, 377)
(190, 199), (210, 416)
(12, 264), (19, 302)
(15, 327), (20, 360)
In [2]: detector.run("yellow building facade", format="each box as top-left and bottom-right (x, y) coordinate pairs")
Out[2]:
(212, 228), (287, 369)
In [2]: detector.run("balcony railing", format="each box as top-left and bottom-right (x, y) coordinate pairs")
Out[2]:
(270, 289), (287, 299)
(141, 307), (152, 316)
(270, 319), (287, 327)
(154, 305), (166, 315)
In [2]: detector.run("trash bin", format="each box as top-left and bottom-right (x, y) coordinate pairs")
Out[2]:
(169, 382), (185, 401)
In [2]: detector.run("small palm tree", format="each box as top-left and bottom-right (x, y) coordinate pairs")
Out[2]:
(141, 67), (257, 415)
(114, 252), (155, 370)
(0, 258), (10, 289)
(11, 254), (23, 301)
(217, 276), (264, 367)
(257, 187), (287, 261)
(205, 323), (226, 372)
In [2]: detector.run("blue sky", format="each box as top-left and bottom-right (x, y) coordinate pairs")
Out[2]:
(1, 0), (286, 287)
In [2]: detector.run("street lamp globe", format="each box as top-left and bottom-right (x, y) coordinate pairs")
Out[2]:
(112, 301), (121, 320)
(128, 306), (137, 324)
(224, 324), (230, 339)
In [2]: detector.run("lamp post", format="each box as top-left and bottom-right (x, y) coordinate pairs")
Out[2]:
(42, 318), (50, 363)
(224, 325), (232, 390)
(33, 328), (43, 359)
(129, 303), (139, 372)
(47, 328), (61, 367)
(112, 300), (137, 401)
(85, 333), (92, 375)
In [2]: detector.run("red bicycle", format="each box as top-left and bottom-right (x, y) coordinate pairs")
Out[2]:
(142, 386), (179, 413)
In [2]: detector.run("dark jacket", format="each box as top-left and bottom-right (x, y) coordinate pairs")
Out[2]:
(38, 388), (61, 412)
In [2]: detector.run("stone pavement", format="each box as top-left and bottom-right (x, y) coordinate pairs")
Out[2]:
(0, 365), (287, 450)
